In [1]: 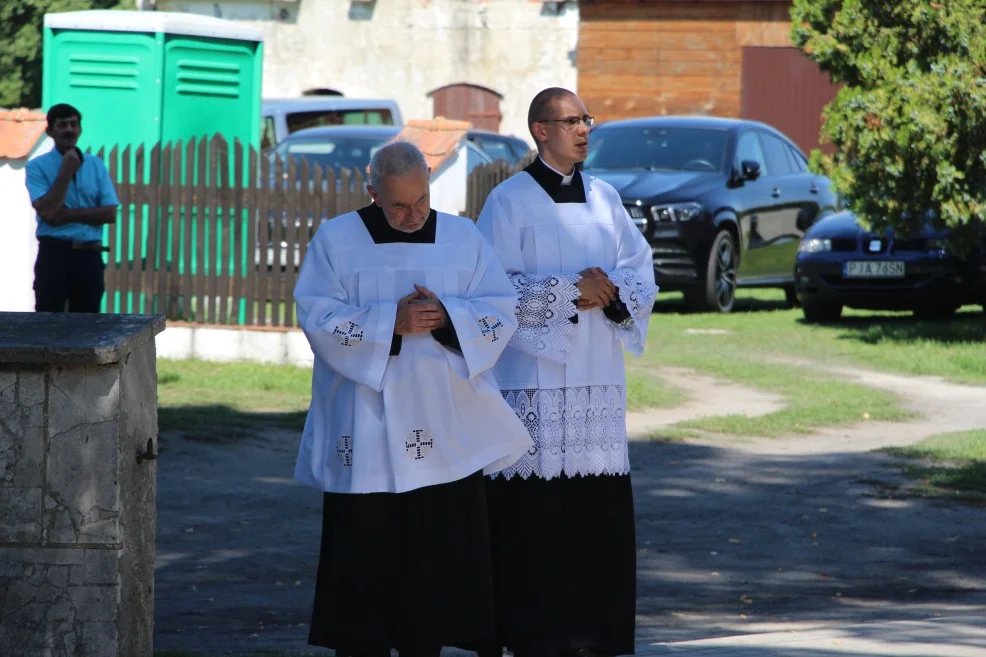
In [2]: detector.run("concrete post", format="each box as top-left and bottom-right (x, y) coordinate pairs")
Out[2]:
(0, 312), (165, 657)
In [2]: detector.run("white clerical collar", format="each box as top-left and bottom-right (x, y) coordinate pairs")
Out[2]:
(539, 156), (575, 186)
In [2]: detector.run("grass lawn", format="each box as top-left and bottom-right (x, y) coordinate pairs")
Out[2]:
(632, 290), (983, 436)
(881, 429), (986, 503)
(635, 292), (928, 435)
(158, 291), (981, 440)
(157, 359), (311, 440)
(649, 290), (986, 384)
(625, 369), (685, 410)
(672, 364), (910, 437)
(157, 360), (682, 440)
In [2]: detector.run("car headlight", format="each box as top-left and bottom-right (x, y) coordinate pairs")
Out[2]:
(651, 202), (703, 222)
(799, 237), (832, 253)
(624, 204), (648, 233)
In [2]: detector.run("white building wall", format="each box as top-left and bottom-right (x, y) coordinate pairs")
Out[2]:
(428, 144), (468, 216)
(150, 0), (580, 145)
(0, 136), (53, 312)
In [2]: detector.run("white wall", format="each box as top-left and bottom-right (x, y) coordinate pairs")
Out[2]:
(429, 143), (468, 216)
(156, 323), (314, 367)
(150, 0), (580, 144)
(0, 137), (52, 312)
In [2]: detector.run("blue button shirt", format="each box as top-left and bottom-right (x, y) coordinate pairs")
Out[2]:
(25, 148), (119, 243)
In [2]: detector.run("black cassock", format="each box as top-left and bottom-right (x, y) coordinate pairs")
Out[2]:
(307, 204), (496, 657)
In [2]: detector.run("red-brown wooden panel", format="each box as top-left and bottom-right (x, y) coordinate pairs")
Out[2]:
(740, 46), (841, 155)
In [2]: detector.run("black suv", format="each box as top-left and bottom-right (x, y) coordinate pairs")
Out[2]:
(584, 116), (841, 312)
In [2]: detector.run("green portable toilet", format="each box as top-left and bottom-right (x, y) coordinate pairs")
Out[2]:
(42, 10), (264, 319)
(42, 10), (264, 154)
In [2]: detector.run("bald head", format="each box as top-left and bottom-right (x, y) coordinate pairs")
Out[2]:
(527, 87), (577, 141)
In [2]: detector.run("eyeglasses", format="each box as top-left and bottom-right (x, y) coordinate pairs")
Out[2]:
(538, 114), (595, 130)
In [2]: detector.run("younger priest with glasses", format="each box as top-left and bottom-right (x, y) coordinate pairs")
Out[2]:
(476, 88), (659, 657)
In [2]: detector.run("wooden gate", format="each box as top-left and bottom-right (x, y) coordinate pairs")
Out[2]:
(429, 83), (503, 132)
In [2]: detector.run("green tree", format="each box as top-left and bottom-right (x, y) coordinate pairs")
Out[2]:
(791, 0), (986, 250)
(0, 0), (130, 110)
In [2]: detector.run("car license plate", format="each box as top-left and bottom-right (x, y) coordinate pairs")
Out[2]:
(843, 261), (905, 278)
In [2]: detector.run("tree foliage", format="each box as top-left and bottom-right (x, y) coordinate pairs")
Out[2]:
(791, 0), (986, 250)
(0, 0), (130, 110)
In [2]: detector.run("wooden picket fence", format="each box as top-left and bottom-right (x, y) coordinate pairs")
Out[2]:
(461, 151), (537, 219)
(96, 135), (530, 327)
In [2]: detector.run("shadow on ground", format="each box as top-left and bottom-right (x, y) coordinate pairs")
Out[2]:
(827, 311), (986, 347)
(159, 405), (306, 443)
(153, 428), (986, 656)
(652, 295), (793, 316)
(629, 439), (985, 644)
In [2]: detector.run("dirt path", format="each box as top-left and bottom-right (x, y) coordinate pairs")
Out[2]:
(625, 367), (784, 438)
(724, 359), (986, 455)
(153, 362), (986, 656)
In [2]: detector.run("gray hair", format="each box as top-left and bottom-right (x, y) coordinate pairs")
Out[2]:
(369, 140), (428, 189)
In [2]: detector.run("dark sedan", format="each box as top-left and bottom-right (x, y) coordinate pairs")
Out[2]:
(270, 124), (401, 180)
(794, 211), (986, 321)
(466, 130), (532, 166)
(584, 116), (841, 312)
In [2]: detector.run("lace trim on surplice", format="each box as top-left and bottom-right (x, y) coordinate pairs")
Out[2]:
(491, 385), (629, 480)
(608, 267), (658, 353)
(507, 273), (581, 363)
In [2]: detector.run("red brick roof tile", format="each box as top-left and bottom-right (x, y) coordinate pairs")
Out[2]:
(0, 109), (47, 159)
(390, 117), (472, 172)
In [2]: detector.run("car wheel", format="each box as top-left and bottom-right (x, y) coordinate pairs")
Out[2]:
(686, 230), (737, 313)
(802, 302), (842, 323)
(783, 286), (800, 309)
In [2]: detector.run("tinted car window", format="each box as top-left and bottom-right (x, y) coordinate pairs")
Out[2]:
(787, 145), (808, 172)
(471, 136), (518, 164)
(285, 109), (394, 133)
(583, 127), (729, 172)
(509, 139), (531, 160)
(273, 137), (389, 179)
(734, 131), (768, 176)
(465, 142), (494, 174)
(760, 133), (794, 176)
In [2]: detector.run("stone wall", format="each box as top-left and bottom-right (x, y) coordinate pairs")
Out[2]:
(0, 314), (165, 657)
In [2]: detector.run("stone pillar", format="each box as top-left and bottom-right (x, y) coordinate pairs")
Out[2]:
(0, 313), (165, 657)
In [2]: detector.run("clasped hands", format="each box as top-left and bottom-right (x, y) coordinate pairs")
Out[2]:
(576, 267), (617, 310)
(395, 284), (449, 335)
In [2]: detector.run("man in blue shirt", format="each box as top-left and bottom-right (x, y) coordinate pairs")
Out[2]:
(25, 103), (119, 312)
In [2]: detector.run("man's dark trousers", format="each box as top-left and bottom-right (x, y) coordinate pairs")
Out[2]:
(34, 236), (106, 313)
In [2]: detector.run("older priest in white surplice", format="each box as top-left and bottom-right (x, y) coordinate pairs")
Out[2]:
(292, 141), (532, 657)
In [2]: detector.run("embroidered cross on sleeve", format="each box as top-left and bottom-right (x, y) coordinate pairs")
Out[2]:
(405, 429), (434, 460)
(336, 436), (353, 467)
(332, 321), (364, 347)
(479, 315), (504, 342)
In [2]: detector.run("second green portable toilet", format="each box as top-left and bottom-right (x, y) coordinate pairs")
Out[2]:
(42, 9), (264, 154)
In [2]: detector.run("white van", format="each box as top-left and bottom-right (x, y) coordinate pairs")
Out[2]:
(261, 97), (404, 149)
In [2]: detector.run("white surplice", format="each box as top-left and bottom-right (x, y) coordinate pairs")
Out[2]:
(476, 161), (659, 481)
(293, 210), (533, 494)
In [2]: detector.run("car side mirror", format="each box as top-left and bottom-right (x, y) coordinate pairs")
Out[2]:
(741, 160), (761, 181)
(796, 211), (811, 233)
